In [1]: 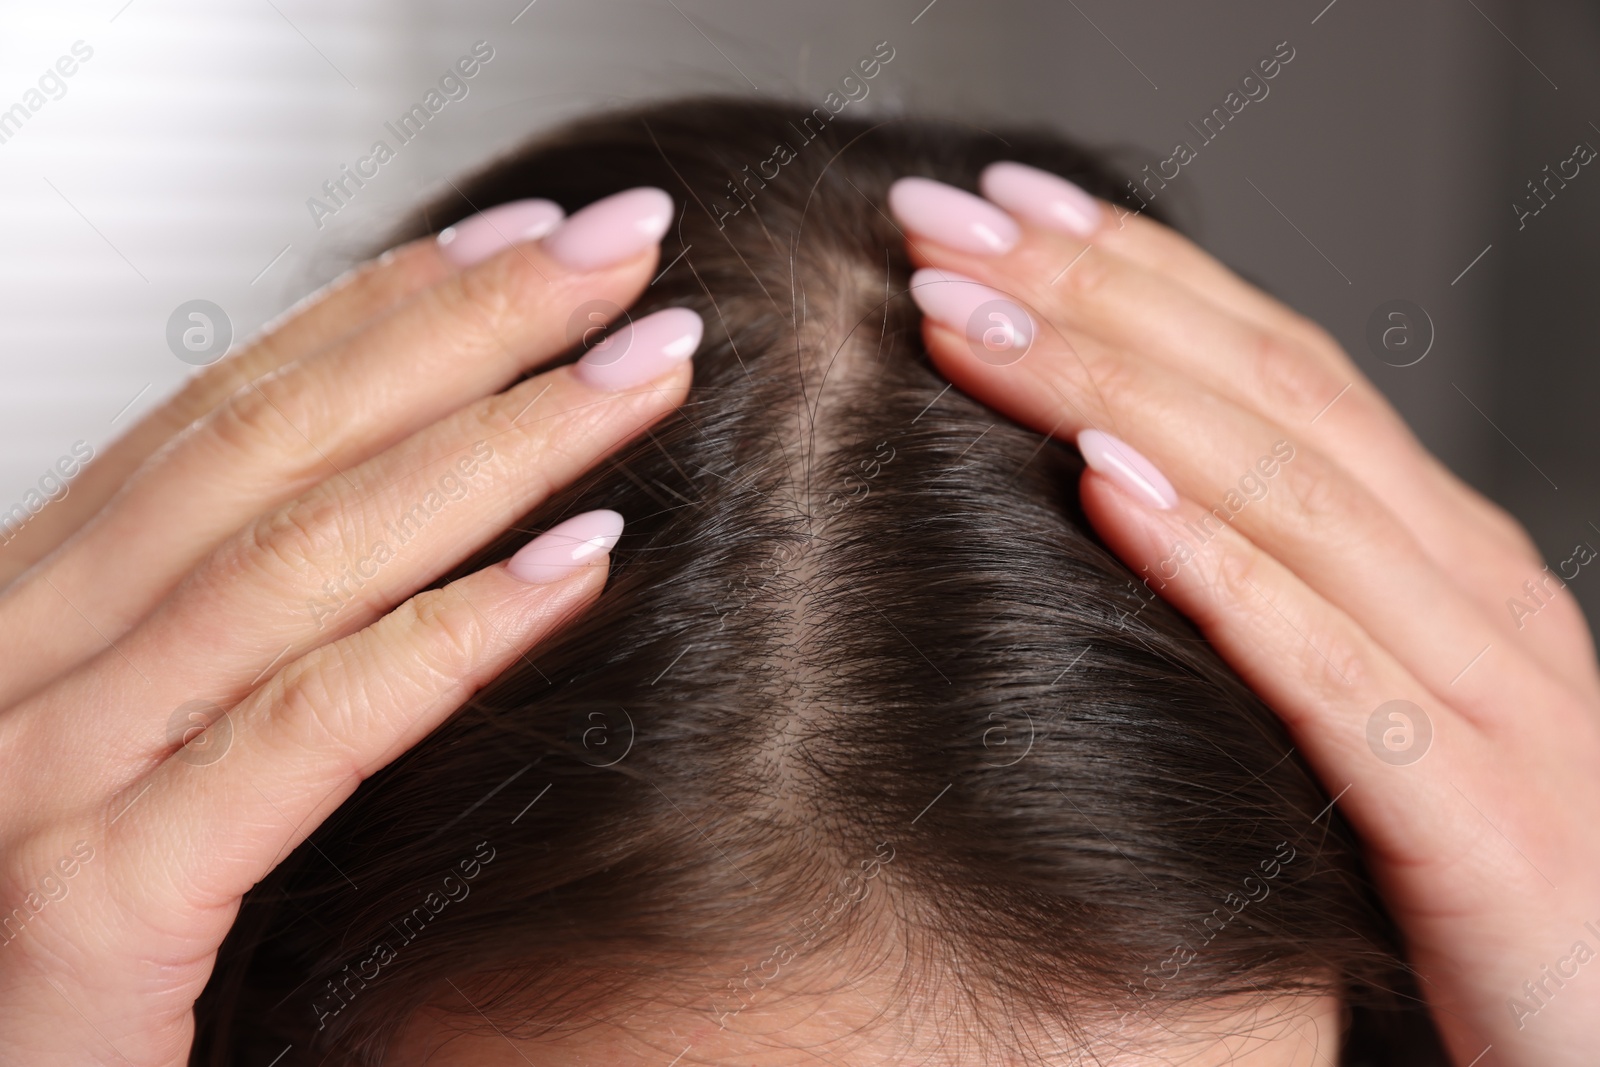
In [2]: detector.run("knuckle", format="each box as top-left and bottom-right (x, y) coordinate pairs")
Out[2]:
(472, 386), (539, 444)
(330, 246), (411, 300)
(1128, 216), (1202, 275)
(451, 394), (555, 488)
(159, 360), (253, 437)
(441, 255), (543, 353)
(1475, 495), (1544, 566)
(1210, 539), (1367, 692)
(208, 377), (299, 457)
(1503, 519), (1545, 567)
(270, 654), (365, 772)
(241, 491), (351, 583)
(1249, 329), (1343, 416)
(412, 282), (510, 374)
(1286, 614), (1363, 687)
(1301, 619), (1368, 692)
(1056, 246), (1114, 302)
(1287, 314), (1351, 366)
(264, 591), (485, 776)
(1210, 535), (1268, 608)
(450, 257), (517, 330)
(1274, 450), (1379, 539)
(389, 588), (489, 682)
(1071, 343), (1141, 411)
(466, 367), (659, 481)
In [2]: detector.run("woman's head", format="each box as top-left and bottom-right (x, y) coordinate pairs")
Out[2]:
(197, 98), (1444, 1065)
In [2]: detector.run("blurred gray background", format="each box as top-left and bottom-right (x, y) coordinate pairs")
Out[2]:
(1, 0), (1595, 627)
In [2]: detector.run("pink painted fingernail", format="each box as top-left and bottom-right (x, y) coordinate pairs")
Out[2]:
(574, 307), (702, 391)
(980, 162), (1101, 237)
(507, 509), (625, 584)
(1077, 429), (1177, 510)
(542, 187), (675, 271)
(908, 268), (1035, 365)
(436, 199), (565, 267)
(888, 177), (1021, 255)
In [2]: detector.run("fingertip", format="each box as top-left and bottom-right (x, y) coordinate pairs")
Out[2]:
(1077, 467), (1184, 586)
(542, 187), (675, 272)
(506, 509), (625, 585)
(437, 199), (567, 268)
(573, 307), (703, 393)
(889, 176), (1021, 255)
(1076, 429), (1178, 510)
(907, 268), (1036, 361)
(978, 161), (1102, 238)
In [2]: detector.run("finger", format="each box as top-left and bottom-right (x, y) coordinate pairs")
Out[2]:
(102, 510), (619, 947)
(0, 204), (563, 584)
(980, 161), (1330, 352)
(908, 267), (1593, 694)
(172, 201), (568, 442)
(910, 296), (1584, 712)
(888, 173), (1345, 379)
(10, 310), (696, 759)
(0, 189), (673, 689)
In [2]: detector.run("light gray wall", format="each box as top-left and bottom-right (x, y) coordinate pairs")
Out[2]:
(1, 0), (1592, 625)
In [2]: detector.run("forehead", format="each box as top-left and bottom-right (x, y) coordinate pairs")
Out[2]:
(386, 981), (1341, 1066)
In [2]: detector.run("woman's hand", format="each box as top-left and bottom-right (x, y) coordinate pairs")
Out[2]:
(889, 165), (1600, 1067)
(0, 188), (699, 1066)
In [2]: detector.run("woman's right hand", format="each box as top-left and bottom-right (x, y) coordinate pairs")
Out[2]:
(0, 187), (698, 1066)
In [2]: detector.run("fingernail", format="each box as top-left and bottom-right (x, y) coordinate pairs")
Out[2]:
(980, 162), (1101, 238)
(574, 307), (702, 391)
(436, 199), (566, 267)
(542, 187), (675, 271)
(507, 509), (625, 584)
(888, 177), (1021, 255)
(1077, 429), (1177, 510)
(908, 268), (1035, 362)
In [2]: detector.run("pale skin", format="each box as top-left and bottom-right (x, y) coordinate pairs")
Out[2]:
(0, 168), (1594, 1066)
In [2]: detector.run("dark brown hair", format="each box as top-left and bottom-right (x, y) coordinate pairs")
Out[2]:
(195, 97), (1445, 1065)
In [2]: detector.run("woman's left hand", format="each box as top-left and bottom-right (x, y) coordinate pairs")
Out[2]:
(889, 166), (1600, 1067)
